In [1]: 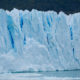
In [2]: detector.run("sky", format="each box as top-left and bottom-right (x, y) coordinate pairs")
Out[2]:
(0, 0), (80, 14)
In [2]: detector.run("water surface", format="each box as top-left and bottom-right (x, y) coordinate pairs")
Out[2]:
(0, 70), (80, 80)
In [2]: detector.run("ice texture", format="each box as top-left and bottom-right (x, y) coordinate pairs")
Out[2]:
(0, 8), (80, 72)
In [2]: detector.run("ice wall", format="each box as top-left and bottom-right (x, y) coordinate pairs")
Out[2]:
(0, 8), (80, 72)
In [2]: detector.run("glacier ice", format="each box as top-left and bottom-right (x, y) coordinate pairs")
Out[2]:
(0, 8), (80, 72)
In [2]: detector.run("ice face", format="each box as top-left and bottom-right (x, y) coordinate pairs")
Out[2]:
(0, 8), (80, 72)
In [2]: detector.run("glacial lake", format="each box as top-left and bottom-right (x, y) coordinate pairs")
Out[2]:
(0, 70), (80, 80)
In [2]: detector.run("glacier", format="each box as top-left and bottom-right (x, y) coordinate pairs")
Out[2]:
(0, 8), (80, 72)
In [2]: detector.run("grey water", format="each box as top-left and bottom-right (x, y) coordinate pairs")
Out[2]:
(0, 70), (80, 80)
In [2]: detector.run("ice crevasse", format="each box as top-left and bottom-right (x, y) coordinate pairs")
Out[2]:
(0, 8), (80, 72)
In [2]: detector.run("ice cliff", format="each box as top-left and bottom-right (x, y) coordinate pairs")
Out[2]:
(0, 8), (80, 72)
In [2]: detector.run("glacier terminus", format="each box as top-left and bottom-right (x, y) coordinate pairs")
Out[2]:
(0, 8), (80, 72)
